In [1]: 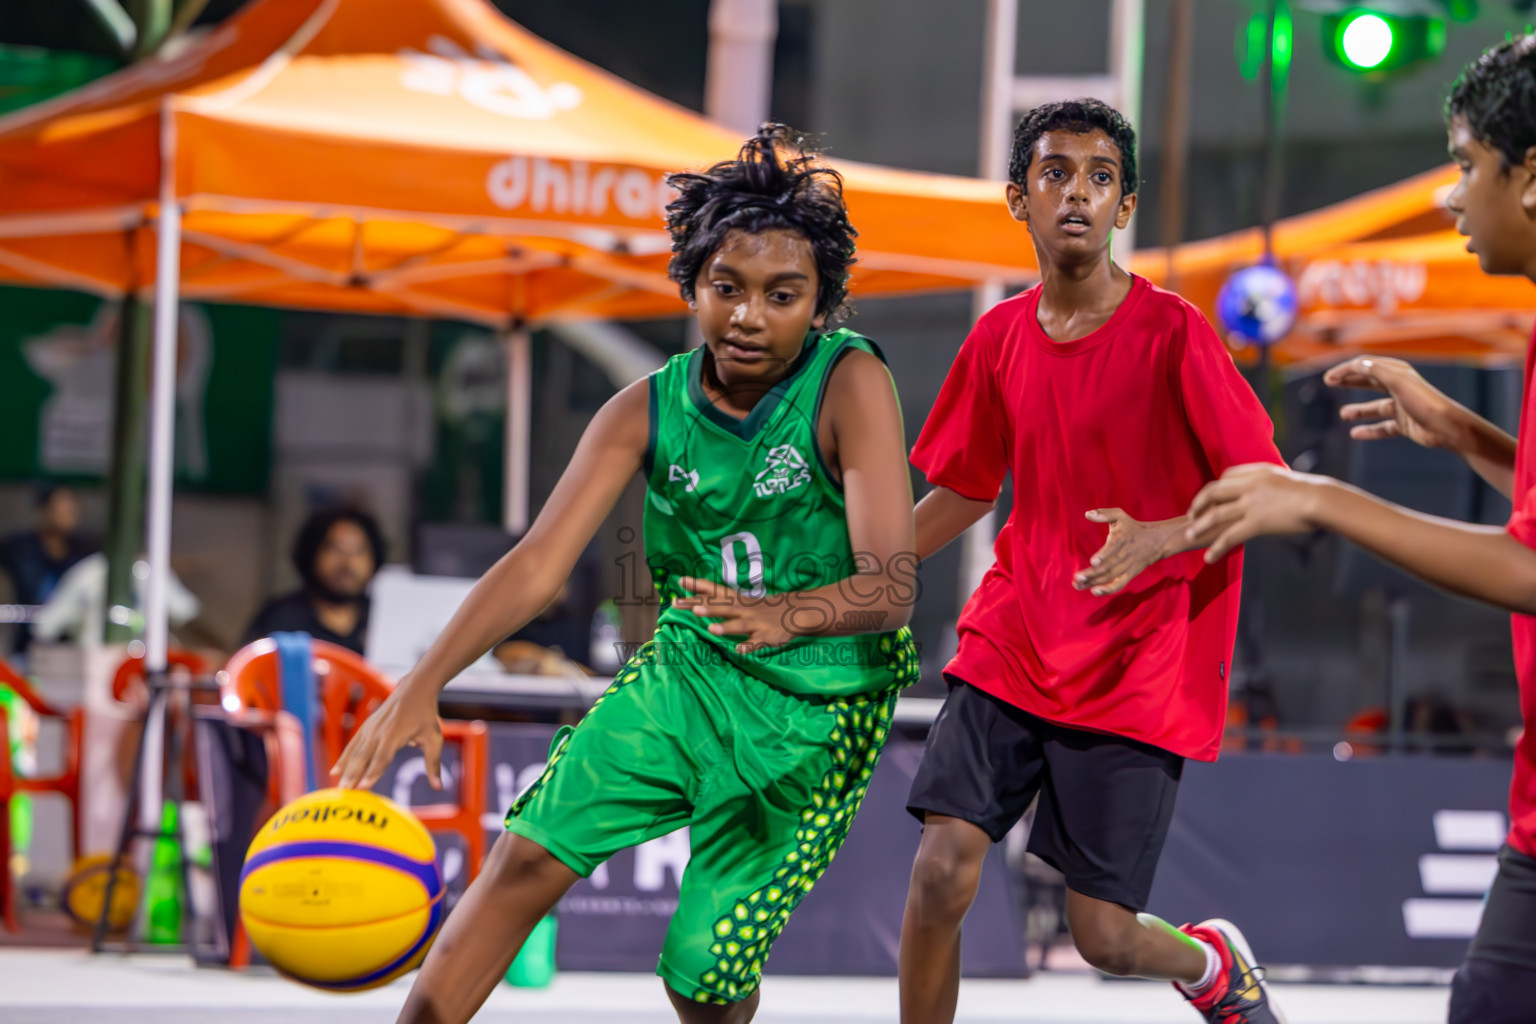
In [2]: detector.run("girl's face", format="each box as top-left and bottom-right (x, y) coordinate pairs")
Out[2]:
(692, 228), (824, 390)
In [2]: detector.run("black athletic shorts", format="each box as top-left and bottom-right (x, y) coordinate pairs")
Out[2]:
(1449, 844), (1536, 1024)
(907, 678), (1183, 912)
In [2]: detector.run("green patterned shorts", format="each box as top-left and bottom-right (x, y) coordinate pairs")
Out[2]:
(505, 639), (903, 1003)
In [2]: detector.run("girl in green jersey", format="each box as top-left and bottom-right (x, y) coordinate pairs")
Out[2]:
(335, 125), (918, 1024)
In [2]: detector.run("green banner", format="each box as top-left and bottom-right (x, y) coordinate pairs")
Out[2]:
(0, 285), (278, 494)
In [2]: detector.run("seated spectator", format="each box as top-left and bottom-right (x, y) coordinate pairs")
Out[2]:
(0, 484), (96, 652)
(244, 507), (384, 655)
(1406, 694), (1477, 756)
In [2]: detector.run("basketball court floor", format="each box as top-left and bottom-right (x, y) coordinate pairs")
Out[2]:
(0, 948), (1449, 1024)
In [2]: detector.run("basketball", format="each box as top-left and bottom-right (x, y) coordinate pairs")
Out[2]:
(239, 788), (444, 991)
(61, 854), (139, 934)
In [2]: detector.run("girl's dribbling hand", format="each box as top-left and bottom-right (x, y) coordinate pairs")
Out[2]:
(331, 676), (444, 791)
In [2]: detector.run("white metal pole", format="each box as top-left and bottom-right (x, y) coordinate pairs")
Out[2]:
(705, 0), (778, 135)
(1110, 0), (1145, 260)
(503, 327), (532, 536)
(137, 101), (181, 848)
(958, 0), (1017, 608)
(144, 116), (181, 678)
(979, 0), (1017, 183)
(693, 0), (778, 354)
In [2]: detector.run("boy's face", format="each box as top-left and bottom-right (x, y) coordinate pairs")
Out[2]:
(313, 520), (376, 601)
(1445, 116), (1536, 278)
(691, 228), (824, 386)
(40, 489), (79, 536)
(1005, 128), (1136, 264)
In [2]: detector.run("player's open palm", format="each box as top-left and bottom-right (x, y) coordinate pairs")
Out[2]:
(1324, 355), (1461, 450)
(332, 679), (444, 792)
(1074, 508), (1176, 597)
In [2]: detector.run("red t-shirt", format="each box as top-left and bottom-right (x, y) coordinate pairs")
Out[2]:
(1500, 333), (1536, 860)
(912, 276), (1283, 761)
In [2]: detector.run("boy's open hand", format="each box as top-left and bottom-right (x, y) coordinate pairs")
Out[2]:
(1186, 463), (1322, 563)
(331, 679), (444, 792)
(1074, 508), (1182, 597)
(1324, 356), (1463, 451)
(676, 577), (795, 653)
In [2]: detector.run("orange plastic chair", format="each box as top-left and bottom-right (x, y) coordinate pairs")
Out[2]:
(1221, 701), (1250, 754)
(111, 650), (210, 707)
(0, 656), (84, 933)
(1344, 707), (1390, 757)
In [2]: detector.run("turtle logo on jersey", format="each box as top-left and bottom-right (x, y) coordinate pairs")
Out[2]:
(753, 444), (811, 498)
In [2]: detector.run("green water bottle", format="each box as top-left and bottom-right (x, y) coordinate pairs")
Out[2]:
(144, 802), (183, 944)
(506, 914), (558, 987)
(0, 686), (34, 861)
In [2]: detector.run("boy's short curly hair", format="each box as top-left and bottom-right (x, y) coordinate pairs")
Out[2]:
(666, 124), (857, 322)
(1446, 34), (1536, 170)
(1008, 99), (1138, 197)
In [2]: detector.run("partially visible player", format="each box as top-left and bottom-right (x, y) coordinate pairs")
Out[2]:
(897, 100), (1288, 1024)
(332, 125), (921, 1024)
(1185, 36), (1536, 1023)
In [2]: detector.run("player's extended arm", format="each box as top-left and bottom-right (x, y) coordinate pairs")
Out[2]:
(678, 349), (918, 647)
(1324, 356), (1516, 498)
(821, 349), (919, 632)
(334, 379), (651, 789)
(1186, 463), (1536, 614)
(914, 485), (996, 562)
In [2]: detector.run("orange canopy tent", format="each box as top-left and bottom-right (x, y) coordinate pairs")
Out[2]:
(0, 0), (1037, 323)
(0, 0), (1043, 682)
(1133, 165), (1536, 370)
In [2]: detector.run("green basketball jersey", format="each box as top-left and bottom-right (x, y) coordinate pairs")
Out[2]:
(643, 329), (918, 698)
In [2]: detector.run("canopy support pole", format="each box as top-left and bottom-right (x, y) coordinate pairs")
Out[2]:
(136, 104), (182, 849)
(957, 0), (1019, 611)
(705, 0), (778, 135)
(145, 122), (180, 678)
(503, 326), (532, 536)
(1108, 0), (1144, 259)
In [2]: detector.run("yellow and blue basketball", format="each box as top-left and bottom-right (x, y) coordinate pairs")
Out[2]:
(239, 788), (444, 991)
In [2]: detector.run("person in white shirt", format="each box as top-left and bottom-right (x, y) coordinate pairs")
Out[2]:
(33, 552), (201, 649)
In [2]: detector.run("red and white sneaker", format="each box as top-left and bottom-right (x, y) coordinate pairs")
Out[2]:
(1176, 919), (1288, 1023)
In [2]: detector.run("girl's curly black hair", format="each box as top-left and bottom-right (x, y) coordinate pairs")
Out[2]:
(665, 124), (857, 323)
(1446, 34), (1536, 171)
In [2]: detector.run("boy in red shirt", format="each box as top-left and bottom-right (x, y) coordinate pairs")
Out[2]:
(898, 100), (1286, 1024)
(1185, 37), (1536, 1023)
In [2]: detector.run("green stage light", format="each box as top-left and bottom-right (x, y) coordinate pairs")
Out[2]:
(1323, 8), (1447, 77)
(1340, 12), (1395, 69)
(1236, 5), (1294, 83)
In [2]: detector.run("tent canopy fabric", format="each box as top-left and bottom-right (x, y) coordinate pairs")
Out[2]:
(1133, 165), (1536, 368)
(0, 0), (1040, 325)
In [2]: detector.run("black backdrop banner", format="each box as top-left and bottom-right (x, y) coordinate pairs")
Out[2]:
(1146, 753), (1511, 969)
(378, 726), (1514, 974)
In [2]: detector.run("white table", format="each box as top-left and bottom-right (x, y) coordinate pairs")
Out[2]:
(437, 669), (944, 724)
